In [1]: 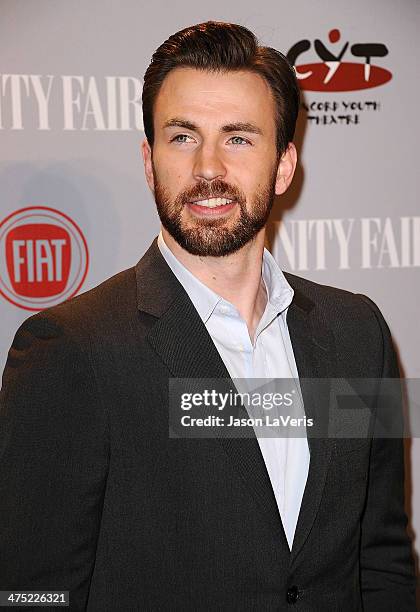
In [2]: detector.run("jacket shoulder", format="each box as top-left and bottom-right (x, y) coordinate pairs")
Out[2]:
(284, 271), (395, 375)
(15, 267), (137, 345)
(284, 271), (384, 319)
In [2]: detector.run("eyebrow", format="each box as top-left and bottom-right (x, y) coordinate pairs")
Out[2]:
(162, 117), (263, 136)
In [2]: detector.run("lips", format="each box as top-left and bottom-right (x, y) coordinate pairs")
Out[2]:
(188, 197), (234, 208)
(187, 197), (237, 216)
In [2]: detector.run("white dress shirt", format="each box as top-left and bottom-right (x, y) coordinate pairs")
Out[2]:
(157, 231), (310, 549)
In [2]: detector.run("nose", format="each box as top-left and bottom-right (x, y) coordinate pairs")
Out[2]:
(192, 143), (227, 182)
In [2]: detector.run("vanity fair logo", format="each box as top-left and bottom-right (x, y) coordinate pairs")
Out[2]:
(0, 207), (89, 311)
(0, 74), (144, 130)
(273, 217), (420, 271)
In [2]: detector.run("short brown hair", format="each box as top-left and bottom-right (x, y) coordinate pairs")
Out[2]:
(142, 21), (300, 156)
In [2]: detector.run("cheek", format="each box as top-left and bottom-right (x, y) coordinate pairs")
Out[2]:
(246, 180), (265, 197)
(154, 155), (189, 188)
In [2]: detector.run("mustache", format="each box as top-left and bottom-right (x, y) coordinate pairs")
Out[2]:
(179, 179), (245, 204)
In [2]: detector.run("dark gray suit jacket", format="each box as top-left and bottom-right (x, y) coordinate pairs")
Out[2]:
(0, 238), (416, 611)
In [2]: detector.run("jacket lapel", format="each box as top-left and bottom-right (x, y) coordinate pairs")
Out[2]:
(135, 239), (289, 547)
(284, 278), (336, 566)
(135, 240), (337, 559)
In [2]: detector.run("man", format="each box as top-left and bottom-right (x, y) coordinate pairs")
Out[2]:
(0, 21), (416, 611)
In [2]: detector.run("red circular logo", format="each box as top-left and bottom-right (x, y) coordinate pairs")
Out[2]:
(0, 206), (89, 311)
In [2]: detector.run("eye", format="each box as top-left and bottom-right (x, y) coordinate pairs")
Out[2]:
(170, 134), (194, 144)
(229, 136), (251, 146)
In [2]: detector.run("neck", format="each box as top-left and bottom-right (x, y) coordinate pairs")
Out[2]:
(162, 227), (268, 343)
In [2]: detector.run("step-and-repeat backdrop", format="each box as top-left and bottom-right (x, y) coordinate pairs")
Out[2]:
(1, 0), (419, 584)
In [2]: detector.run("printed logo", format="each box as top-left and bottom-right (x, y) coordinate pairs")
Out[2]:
(287, 29), (392, 92)
(272, 217), (420, 271)
(0, 206), (89, 311)
(0, 74), (144, 131)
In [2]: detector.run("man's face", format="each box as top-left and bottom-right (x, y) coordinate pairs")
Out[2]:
(142, 67), (294, 256)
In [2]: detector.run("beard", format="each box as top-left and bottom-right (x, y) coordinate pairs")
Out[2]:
(152, 161), (278, 257)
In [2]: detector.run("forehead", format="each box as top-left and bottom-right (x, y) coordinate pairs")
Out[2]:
(154, 67), (276, 129)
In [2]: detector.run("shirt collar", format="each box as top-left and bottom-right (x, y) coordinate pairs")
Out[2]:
(261, 247), (294, 314)
(157, 230), (221, 322)
(157, 230), (294, 323)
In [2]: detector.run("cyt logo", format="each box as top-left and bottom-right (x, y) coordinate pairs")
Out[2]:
(0, 207), (88, 311)
(286, 28), (392, 92)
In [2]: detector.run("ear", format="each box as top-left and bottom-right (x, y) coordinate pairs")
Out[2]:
(141, 137), (155, 192)
(275, 142), (297, 196)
